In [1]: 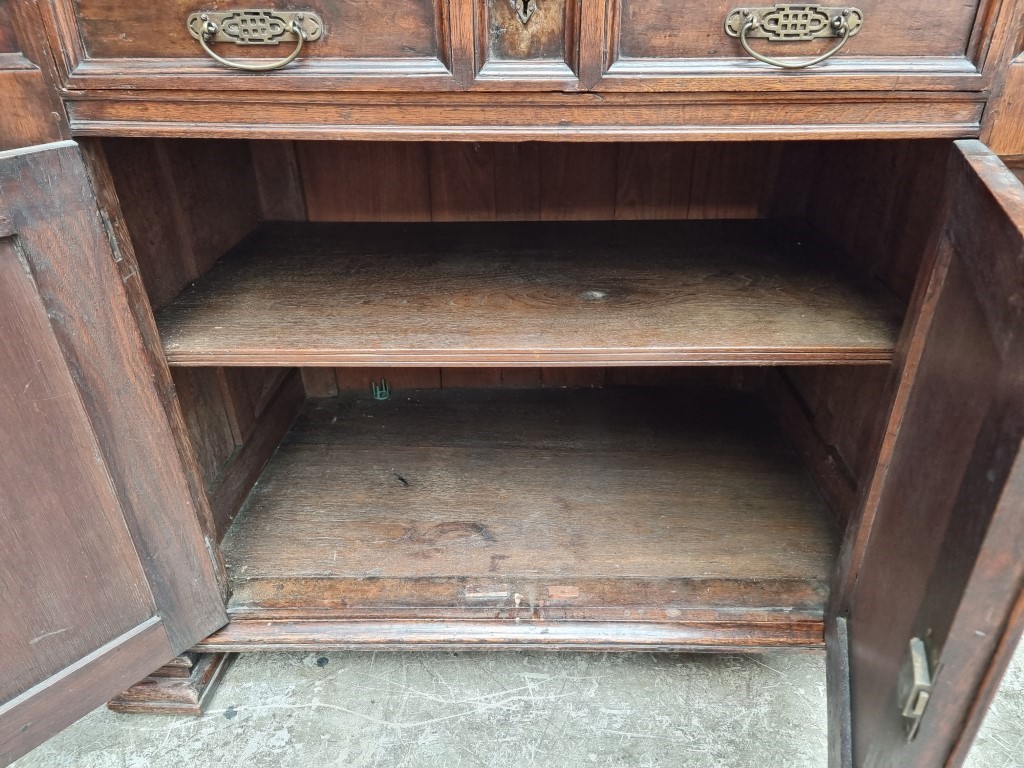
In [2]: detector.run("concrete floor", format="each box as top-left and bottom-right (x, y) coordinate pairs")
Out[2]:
(14, 643), (1024, 768)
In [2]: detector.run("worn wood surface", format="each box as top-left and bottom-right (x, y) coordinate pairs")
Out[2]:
(842, 143), (1024, 767)
(62, 94), (987, 142)
(0, 1), (64, 150)
(614, 0), (979, 60)
(38, 0), (1002, 97)
(207, 387), (837, 649)
(0, 142), (226, 762)
(107, 653), (231, 715)
(155, 220), (903, 366)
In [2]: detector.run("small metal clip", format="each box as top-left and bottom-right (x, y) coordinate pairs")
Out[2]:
(898, 636), (934, 741)
(371, 378), (390, 401)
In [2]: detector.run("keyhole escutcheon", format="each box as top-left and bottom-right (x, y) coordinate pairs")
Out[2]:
(513, 0), (537, 24)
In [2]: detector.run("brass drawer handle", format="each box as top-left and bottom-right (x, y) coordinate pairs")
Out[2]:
(187, 10), (323, 72)
(725, 5), (863, 69)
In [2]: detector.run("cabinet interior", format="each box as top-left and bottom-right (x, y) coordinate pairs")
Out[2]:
(97, 137), (952, 650)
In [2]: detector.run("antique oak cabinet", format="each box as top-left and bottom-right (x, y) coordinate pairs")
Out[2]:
(2, 0), (1024, 765)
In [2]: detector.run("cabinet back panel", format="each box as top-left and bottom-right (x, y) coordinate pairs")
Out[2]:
(287, 141), (782, 223)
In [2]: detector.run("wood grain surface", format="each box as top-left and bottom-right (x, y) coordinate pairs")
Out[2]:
(211, 387), (837, 648)
(156, 221), (903, 366)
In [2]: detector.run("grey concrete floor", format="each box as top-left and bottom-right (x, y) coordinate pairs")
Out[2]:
(14, 643), (1024, 768)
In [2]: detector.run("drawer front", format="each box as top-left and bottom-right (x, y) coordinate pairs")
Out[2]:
(471, 0), (581, 89)
(593, 0), (994, 91)
(57, 0), (460, 89)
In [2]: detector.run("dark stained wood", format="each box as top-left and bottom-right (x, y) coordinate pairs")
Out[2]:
(206, 387), (836, 650)
(171, 368), (237, 488)
(249, 140), (307, 221)
(0, 142), (225, 763)
(298, 141), (432, 222)
(614, 143), (693, 220)
(777, 366), (891, 523)
(800, 140), (951, 302)
(493, 143), (541, 220)
(295, 143), (775, 224)
(301, 368), (339, 398)
(844, 142), (1024, 767)
(766, 371), (860, 530)
(107, 653), (231, 715)
(101, 138), (261, 311)
(335, 368), (443, 391)
(539, 143), (618, 219)
(827, 616), (854, 768)
(207, 371), (305, 539)
(427, 142), (497, 221)
(155, 221), (904, 366)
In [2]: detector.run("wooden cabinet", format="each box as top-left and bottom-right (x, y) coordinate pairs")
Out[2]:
(2, 1), (1024, 766)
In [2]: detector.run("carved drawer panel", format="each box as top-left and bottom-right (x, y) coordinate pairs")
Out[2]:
(55, 0), (460, 89)
(472, 0), (580, 88)
(595, 0), (995, 91)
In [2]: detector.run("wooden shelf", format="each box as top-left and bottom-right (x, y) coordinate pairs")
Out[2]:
(158, 221), (903, 366)
(199, 387), (839, 651)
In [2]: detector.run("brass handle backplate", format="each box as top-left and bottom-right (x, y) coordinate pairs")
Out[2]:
(725, 5), (863, 69)
(187, 10), (323, 72)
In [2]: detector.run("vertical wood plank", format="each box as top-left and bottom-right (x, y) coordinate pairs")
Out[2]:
(249, 140), (307, 221)
(428, 143), (496, 221)
(687, 143), (775, 219)
(170, 369), (237, 488)
(494, 143), (542, 221)
(301, 368), (340, 398)
(298, 142), (432, 222)
(539, 144), (618, 220)
(615, 143), (694, 220)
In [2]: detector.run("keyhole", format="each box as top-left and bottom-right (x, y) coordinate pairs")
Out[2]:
(514, 0), (536, 24)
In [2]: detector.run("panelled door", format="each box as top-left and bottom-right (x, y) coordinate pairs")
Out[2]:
(839, 140), (1024, 767)
(0, 141), (227, 765)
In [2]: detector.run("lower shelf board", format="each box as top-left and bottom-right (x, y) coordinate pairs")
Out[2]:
(203, 387), (838, 651)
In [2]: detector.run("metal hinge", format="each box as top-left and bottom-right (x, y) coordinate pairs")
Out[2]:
(898, 637), (934, 741)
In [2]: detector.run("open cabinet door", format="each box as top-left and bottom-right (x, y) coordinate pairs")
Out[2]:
(838, 140), (1024, 767)
(0, 141), (227, 764)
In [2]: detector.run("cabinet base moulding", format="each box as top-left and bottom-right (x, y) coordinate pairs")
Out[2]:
(106, 652), (232, 715)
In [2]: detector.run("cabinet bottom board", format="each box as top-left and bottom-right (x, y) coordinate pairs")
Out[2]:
(208, 387), (837, 650)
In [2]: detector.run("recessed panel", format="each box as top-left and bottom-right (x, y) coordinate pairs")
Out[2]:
(76, 0), (443, 59)
(616, 0), (979, 60)
(485, 0), (568, 60)
(474, 0), (578, 83)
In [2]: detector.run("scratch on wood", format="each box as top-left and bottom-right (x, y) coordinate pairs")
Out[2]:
(30, 627), (71, 645)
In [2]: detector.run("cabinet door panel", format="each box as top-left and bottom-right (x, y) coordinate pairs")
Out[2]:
(0, 141), (226, 765)
(840, 140), (1024, 767)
